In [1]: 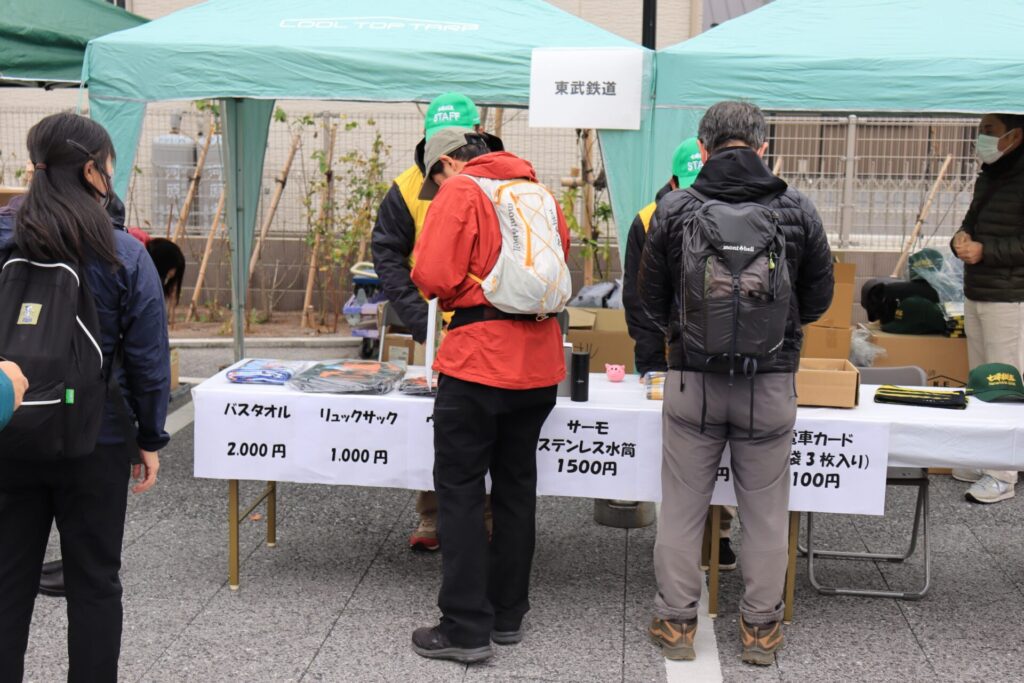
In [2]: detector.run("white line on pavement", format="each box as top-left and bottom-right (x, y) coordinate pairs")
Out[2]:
(664, 585), (724, 683)
(165, 401), (195, 437)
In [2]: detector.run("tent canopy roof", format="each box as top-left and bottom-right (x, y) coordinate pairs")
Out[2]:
(656, 0), (1024, 115)
(0, 0), (145, 86)
(84, 0), (640, 105)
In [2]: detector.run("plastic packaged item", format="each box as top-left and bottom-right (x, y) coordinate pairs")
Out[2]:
(909, 248), (964, 308)
(569, 281), (619, 308)
(226, 359), (313, 385)
(849, 327), (886, 368)
(399, 373), (439, 396)
(644, 372), (666, 401)
(288, 360), (405, 395)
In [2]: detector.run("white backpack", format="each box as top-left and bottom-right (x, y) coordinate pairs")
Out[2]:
(466, 176), (572, 316)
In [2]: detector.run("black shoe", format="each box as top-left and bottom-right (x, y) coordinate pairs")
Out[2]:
(411, 626), (493, 663)
(491, 627), (523, 645)
(719, 539), (737, 571)
(39, 560), (65, 598)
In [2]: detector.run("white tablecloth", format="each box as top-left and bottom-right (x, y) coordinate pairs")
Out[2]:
(193, 366), (1024, 505)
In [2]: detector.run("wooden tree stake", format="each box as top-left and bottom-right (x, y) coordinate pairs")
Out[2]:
(302, 122), (338, 329)
(186, 188), (226, 322)
(173, 114), (215, 243)
(891, 154), (954, 278)
(249, 132), (301, 280)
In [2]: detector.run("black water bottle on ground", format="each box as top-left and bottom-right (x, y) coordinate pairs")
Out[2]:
(571, 351), (590, 402)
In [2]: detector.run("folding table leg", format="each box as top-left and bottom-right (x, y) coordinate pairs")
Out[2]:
(708, 505), (722, 618)
(784, 511), (800, 623)
(266, 481), (277, 548)
(228, 479), (240, 591)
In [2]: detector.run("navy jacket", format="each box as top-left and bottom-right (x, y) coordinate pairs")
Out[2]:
(0, 209), (170, 452)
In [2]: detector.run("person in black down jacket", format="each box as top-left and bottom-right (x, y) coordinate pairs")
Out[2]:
(950, 113), (1024, 504)
(640, 101), (833, 667)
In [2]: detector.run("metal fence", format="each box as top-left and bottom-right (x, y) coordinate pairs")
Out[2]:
(765, 114), (979, 252)
(1, 106), (982, 256)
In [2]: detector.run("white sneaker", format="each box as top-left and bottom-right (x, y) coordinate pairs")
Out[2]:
(951, 468), (983, 483)
(965, 475), (1016, 504)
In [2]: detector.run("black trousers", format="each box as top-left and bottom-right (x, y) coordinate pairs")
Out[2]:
(432, 374), (556, 646)
(0, 445), (130, 683)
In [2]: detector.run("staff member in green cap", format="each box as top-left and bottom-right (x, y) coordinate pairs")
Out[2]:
(371, 93), (502, 551)
(950, 112), (1024, 504)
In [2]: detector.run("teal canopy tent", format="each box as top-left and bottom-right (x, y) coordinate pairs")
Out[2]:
(0, 0), (145, 86)
(83, 0), (652, 359)
(601, 0), (1024, 251)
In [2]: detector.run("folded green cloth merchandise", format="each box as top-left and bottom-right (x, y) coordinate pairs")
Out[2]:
(873, 384), (968, 409)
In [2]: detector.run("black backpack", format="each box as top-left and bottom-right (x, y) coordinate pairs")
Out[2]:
(680, 188), (791, 375)
(0, 249), (107, 459)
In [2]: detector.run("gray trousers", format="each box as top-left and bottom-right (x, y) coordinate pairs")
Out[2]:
(654, 370), (796, 625)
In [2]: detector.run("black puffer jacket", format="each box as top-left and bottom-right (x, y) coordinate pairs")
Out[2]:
(638, 147), (834, 373)
(955, 144), (1024, 302)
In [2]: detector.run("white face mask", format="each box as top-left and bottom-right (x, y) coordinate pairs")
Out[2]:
(976, 132), (1009, 164)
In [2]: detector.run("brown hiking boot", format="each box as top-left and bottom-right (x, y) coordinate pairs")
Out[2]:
(739, 617), (784, 666)
(648, 617), (697, 661)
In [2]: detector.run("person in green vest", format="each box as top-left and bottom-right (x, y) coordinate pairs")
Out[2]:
(371, 93), (502, 551)
(0, 360), (28, 430)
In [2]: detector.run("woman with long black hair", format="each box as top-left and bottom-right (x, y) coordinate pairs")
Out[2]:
(0, 113), (170, 681)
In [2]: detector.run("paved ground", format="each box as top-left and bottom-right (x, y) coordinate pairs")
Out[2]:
(20, 347), (1024, 682)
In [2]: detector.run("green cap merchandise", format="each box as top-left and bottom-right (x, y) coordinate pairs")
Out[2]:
(966, 363), (1024, 403)
(671, 137), (702, 189)
(880, 296), (946, 335)
(424, 93), (480, 140)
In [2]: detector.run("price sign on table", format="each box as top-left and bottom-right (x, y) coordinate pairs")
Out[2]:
(711, 419), (891, 515)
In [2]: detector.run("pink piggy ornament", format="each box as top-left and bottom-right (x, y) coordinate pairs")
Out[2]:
(605, 364), (626, 382)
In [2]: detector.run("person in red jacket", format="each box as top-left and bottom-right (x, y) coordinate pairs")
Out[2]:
(409, 129), (570, 663)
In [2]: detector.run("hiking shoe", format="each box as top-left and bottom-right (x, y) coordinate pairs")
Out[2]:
(952, 468), (983, 483)
(740, 617), (784, 666)
(965, 475), (1015, 504)
(491, 628), (523, 645)
(411, 626), (493, 663)
(409, 517), (440, 552)
(719, 539), (737, 571)
(648, 617), (696, 661)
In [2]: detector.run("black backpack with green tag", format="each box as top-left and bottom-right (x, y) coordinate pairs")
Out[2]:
(0, 248), (107, 459)
(680, 188), (791, 377)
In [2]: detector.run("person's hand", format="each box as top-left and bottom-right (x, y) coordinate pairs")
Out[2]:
(0, 361), (28, 409)
(132, 450), (160, 494)
(957, 240), (985, 265)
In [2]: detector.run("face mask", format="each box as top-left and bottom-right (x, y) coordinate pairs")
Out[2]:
(976, 132), (1009, 164)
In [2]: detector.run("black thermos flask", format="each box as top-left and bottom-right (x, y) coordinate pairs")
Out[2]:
(571, 351), (590, 402)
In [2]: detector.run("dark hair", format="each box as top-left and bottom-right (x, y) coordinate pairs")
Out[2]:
(698, 101), (767, 154)
(16, 112), (118, 266)
(146, 238), (186, 304)
(993, 114), (1024, 132)
(428, 135), (490, 178)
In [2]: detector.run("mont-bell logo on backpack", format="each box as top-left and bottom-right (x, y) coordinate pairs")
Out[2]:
(721, 244), (756, 253)
(17, 302), (41, 325)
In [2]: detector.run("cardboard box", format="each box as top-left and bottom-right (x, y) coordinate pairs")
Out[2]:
(566, 307), (635, 374)
(381, 333), (424, 368)
(0, 186), (26, 207)
(868, 328), (969, 387)
(796, 358), (860, 408)
(801, 325), (852, 360)
(169, 347), (180, 390)
(814, 263), (856, 329)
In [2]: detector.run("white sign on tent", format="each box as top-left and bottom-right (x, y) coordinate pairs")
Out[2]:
(528, 47), (644, 130)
